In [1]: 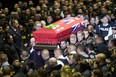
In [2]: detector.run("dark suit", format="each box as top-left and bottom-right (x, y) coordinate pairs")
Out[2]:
(97, 43), (108, 52)
(27, 46), (44, 70)
(0, 32), (5, 51)
(82, 69), (91, 77)
(3, 42), (20, 64)
(9, 27), (23, 49)
(13, 71), (27, 77)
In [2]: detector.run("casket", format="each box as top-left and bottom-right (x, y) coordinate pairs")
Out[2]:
(32, 17), (84, 44)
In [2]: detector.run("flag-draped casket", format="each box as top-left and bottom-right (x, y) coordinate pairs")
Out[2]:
(32, 17), (85, 44)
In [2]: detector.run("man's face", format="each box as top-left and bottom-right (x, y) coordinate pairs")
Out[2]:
(36, 6), (41, 11)
(54, 51), (58, 59)
(88, 25), (94, 32)
(29, 1), (33, 6)
(39, 0), (44, 4)
(90, 18), (95, 25)
(60, 41), (67, 49)
(19, 25), (23, 31)
(70, 37), (77, 44)
(18, 1), (23, 7)
(77, 33), (84, 42)
(76, 4), (81, 9)
(47, 16), (53, 24)
(31, 8), (36, 14)
(35, 23), (42, 30)
(5, 26), (10, 32)
(83, 31), (89, 38)
(41, 21), (46, 27)
(41, 52), (48, 60)
(30, 38), (35, 46)
(23, 2), (27, 7)
(0, 17), (6, 25)
(26, 9), (30, 15)
(64, 1), (69, 6)
(0, 26), (3, 33)
(4, 8), (9, 13)
(8, 35), (13, 43)
(101, 16), (109, 24)
(28, 19), (34, 26)
(16, 8), (21, 14)
(54, 50), (61, 59)
(61, 0), (65, 4)
(13, 20), (19, 29)
(54, 2), (60, 9)
(93, 4), (98, 10)
(95, 16), (100, 24)
(101, 8), (107, 14)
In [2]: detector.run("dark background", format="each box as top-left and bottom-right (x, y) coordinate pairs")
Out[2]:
(0, 0), (40, 10)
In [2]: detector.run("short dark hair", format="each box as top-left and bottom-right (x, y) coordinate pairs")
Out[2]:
(92, 69), (103, 77)
(12, 60), (21, 71)
(38, 68), (48, 77)
(86, 43), (94, 50)
(2, 66), (10, 75)
(61, 40), (67, 43)
(110, 39), (116, 47)
(51, 70), (61, 77)
(77, 44), (84, 51)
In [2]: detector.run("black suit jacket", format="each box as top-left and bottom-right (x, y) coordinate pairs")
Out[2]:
(9, 27), (23, 49)
(13, 71), (27, 77)
(27, 46), (44, 70)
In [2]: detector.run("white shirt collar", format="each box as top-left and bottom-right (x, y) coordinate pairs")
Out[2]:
(70, 51), (77, 54)
(103, 23), (109, 26)
(12, 27), (17, 31)
(58, 55), (65, 59)
(88, 50), (96, 54)
(80, 52), (88, 57)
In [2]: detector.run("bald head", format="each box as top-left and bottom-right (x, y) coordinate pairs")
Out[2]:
(20, 51), (30, 60)
(70, 34), (77, 44)
(49, 57), (57, 67)
(41, 49), (49, 60)
(68, 44), (77, 53)
(54, 49), (62, 59)
(0, 53), (8, 63)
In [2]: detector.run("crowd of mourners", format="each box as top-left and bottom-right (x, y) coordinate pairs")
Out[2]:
(0, 0), (116, 77)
